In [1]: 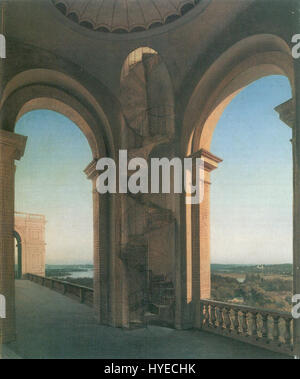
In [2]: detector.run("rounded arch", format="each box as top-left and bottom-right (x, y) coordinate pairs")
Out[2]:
(121, 47), (158, 81)
(0, 69), (116, 159)
(180, 34), (295, 322)
(120, 46), (175, 142)
(1, 68), (121, 327)
(182, 34), (294, 155)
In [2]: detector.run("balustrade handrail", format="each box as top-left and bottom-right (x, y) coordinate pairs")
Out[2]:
(25, 274), (294, 356)
(25, 273), (94, 308)
(200, 298), (292, 319)
(26, 273), (93, 292)
(198, 298), (294, 357)
(15, 212), (45, 220)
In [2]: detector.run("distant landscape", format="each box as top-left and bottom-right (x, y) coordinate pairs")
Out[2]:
(45, 264), (94, 288)
(45, 263), (293, 312)
(211, 264), (293, 312)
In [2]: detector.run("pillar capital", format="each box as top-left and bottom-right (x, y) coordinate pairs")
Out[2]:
(188, 148), (223, 172)
(274, 98), (295, 129)
(0, 130), (27, 343)
(0, 130), (27, 161)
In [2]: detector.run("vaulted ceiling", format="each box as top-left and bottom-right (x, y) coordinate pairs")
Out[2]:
(52, 0), (203, 33)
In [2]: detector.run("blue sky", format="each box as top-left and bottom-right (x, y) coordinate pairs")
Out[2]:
(14, 75), (292, 265)
(15, 110), (93, 264)
(210, 75), (292, 264)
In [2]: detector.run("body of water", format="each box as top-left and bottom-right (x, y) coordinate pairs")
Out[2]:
(62, 270), (94, 279)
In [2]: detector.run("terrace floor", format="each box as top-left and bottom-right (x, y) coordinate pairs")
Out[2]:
(2, 280), (291, 359)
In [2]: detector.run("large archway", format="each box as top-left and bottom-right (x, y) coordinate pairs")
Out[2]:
(209, 75), (292, 310)
(0, 69), (120, 343)
(181, 34), (295, 329)
(15, 109), (91, 275)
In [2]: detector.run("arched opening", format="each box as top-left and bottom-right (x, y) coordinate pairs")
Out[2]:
(14, 231), (22, 280)
(120, 46), (175, 141)
(182, 35), (295, 328)
(210, 75), (292, 311)
(0, 69), (120, 344)
(15, 109), (93, 285)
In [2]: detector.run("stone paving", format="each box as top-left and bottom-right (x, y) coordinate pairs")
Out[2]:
(3, 280), (290, 359)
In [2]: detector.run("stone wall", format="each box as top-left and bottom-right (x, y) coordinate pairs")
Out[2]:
(15, 212), (46, 277)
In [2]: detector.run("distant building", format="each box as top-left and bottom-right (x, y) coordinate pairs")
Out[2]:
(14, 212), (46, 278)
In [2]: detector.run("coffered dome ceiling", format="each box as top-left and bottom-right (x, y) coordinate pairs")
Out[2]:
(52, 0), (204, 33)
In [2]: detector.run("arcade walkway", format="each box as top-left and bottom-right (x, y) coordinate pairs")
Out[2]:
(3, 281), (290, 359)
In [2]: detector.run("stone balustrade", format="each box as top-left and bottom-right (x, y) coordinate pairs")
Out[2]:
(25, 274), (93, 307)
(15, 211), (45, 221)
(198, 299), (294, 356)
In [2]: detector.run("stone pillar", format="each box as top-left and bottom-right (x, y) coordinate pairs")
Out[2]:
(295, 59), (300, 358)
(85, 159), (110, 324)
(291, 0), (300, 358)
(0, 130), (27, 344)
(275, 98), (299, 356)
(188, 149), (222, 327)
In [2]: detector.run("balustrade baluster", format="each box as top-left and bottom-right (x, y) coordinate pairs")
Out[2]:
(194, 300), (293, 355)
(211, 305), (216, 328)
(219, 307), (225, 330)
(272, 316), (280, 344)
(251, 312), (258, 338)
(241, 311), (248, 336)
(261, 314), (269, 342)
(203, 304), (209, 327)
(216, 306), (223, 330)
(223, 308), (231, 333)
(208, 304), (212, 327)
(233, 309), (240, 334)
(284, 318), (292, 347)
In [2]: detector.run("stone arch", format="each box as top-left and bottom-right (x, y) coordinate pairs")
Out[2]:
(180, 34), (295, 327)
(120, 46), (175, 143)
(183, 34), (294, 155)
(0, 69), (122, 329)
(0, 68), (116, 158)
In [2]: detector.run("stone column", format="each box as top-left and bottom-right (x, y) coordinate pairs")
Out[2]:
(295, 59), (300, 357)
(291, 0), (300, 358)
(86, 159), (129, 328)
(275, 98), (299, 356)
(188, 149), (222, 327)
(85, 159), (110, 324)
(0, 130), (27, 344)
